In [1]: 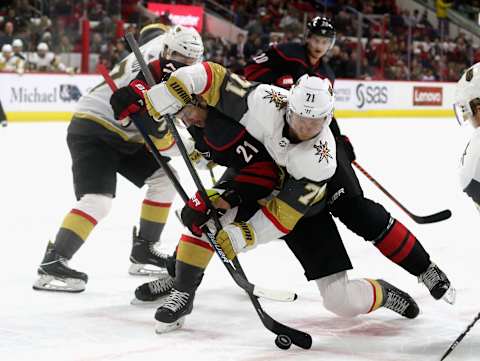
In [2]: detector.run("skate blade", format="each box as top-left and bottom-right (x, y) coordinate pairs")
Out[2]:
(130, 294), (169, 306)
(155, 317), (185, 334)
(442, 286), (456, 305)
(128, 263), (168, 276)
(32, 275), (85, 293)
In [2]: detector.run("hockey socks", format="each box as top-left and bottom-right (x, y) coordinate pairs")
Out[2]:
(139, 199), (171, 242)
(374, 218), (430, 276)
(54, 208), (98, 259)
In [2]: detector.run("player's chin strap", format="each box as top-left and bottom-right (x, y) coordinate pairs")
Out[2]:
(120, 32), (312, 350)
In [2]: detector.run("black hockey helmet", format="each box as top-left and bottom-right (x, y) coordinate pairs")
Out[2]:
(306, 16), (336, 39)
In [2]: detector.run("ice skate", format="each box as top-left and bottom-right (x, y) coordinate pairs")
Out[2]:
(33, 242), (88, 293)
(154, 288), (195, 334)
(129, 226), (170, 276)
(131, 274), (174, 305)
(378, 280), (419, 319)
(419, 262), (456, 304)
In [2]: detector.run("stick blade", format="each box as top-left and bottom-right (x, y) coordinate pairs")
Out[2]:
(412, 209), (452, 224)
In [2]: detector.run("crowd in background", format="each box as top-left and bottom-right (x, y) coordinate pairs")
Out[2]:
(0, 0), (479, 81)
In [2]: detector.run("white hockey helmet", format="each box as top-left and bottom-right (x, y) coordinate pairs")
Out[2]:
(287, 74), (335, 139)
(37, 42), (49, 51)
(2, 44), (12, 53)
(163, 25), (204, 64)
(454, 62), (480, 126)
(12, 39), (23, 48)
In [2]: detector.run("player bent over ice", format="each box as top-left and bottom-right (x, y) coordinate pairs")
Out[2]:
(138, 63), (420, 332)
(246, 16), (454, 306)
(32, 25), (204, 292)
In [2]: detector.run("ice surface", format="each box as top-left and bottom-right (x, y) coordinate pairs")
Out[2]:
(0, 119), (478, 361)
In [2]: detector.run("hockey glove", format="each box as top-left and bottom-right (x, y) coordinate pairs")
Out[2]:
(181, 190), (221, 237)
(189, 149), (216, 170)
(110, 79), (149, 120)
(145, 77), (192, 121)
(216, 222), (256, 260)
(338, 135), (356, 162)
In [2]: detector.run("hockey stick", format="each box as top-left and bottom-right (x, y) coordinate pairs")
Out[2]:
(122, 32), (313, 349)
(352, 160), (451, 224)
(98, 64), (295, 302)
(440, 312), (480, 360)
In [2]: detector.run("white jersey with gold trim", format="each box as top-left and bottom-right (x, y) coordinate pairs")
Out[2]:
(73, 33), (167, 142)
(146, 62), (337, 242)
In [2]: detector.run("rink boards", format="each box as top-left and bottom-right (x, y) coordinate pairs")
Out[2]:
(0, 73), (456, 121)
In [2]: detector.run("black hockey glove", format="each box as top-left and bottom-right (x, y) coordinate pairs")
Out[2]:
(338, 135), (356, 163)
(110, 79), (148, 120)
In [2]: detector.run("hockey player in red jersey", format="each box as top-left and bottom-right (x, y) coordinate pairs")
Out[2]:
(245, 16), (455, 305)
(140, 62), (420, 333)
(32, 25), (204, 293)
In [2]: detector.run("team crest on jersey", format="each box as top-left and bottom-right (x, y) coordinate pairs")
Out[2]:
(263, 89), (287, 110)
(314, 140), (333, 163)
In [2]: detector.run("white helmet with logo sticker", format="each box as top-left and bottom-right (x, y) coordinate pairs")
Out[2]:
(286, 75), (334, 139)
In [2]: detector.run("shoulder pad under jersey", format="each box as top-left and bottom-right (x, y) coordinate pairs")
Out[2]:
(244, 84), (288, 137)
(286, 128), (337, 182)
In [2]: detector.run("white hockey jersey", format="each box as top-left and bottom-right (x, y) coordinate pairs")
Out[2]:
(0, 54), (24, 72)
(73, 33), (177, 149)
(147, 62), (337, 241)
(28, 52), (66, 72)
(459, 127), (480, 211)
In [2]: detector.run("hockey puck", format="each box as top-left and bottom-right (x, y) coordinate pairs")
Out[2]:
(275, 334), (292, 350)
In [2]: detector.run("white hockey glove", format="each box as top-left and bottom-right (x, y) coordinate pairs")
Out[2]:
(144, 77), (192, 122)
(216, 222), (256, 260)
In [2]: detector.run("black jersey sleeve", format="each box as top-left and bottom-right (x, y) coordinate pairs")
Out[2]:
(195, 107), (280, 206)
(244, 45), (288, 85)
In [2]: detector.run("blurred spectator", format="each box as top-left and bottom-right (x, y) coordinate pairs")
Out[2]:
(228, 33), (247, 59)
(0, 0), (477, 81)
(421, 67), (436, 81)
(436, 0), (453, 40)
(57, 35), (73, 53)
(28, 42), (72, 73)
(0, 21), (14, 47)
(121, 0), (158, 23)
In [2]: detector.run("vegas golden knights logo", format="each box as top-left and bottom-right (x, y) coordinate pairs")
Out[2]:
(314, 140), (333, 163)
(263, 88), (287, 110)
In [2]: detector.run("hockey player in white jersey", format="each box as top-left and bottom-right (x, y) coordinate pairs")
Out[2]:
(0, 44), (25, 73)
(455, 62), (480, 210)
(32, 25), (204, 292)
(143, 63), (420, 332)
(28, 42), (72, 73)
